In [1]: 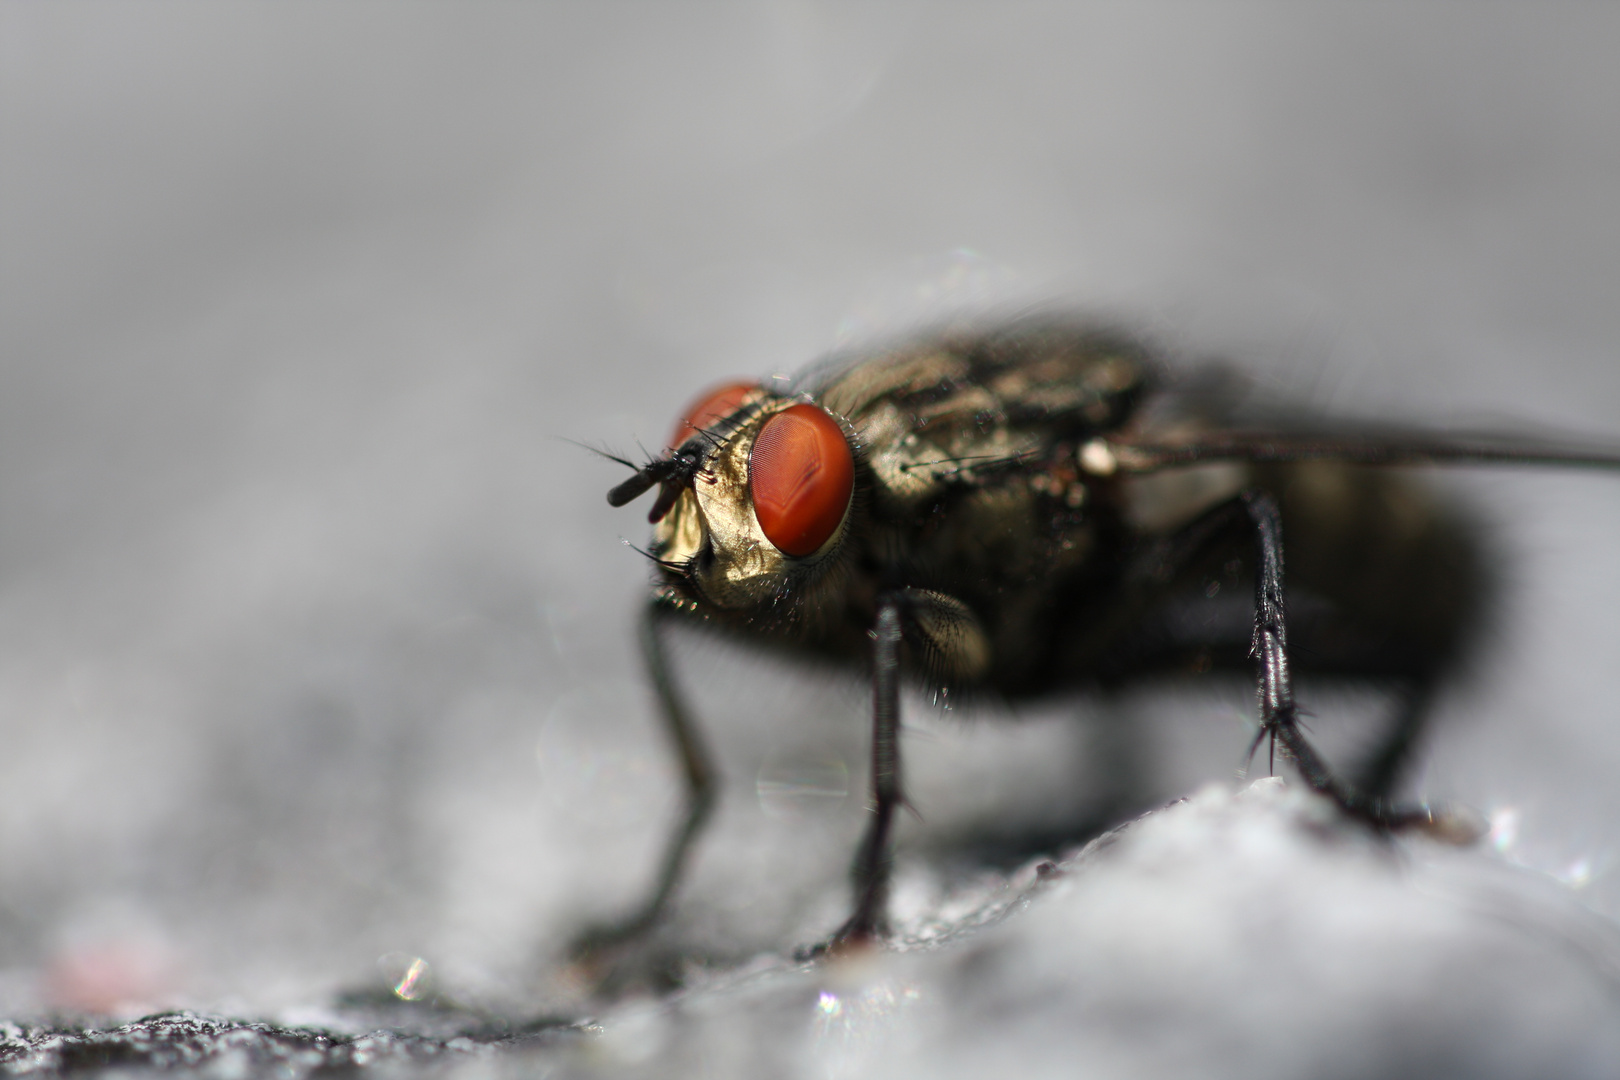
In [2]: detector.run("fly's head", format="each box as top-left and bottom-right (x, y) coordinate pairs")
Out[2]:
(607, 382), (859, 616)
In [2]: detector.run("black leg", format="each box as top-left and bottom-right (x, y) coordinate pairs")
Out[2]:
(803, 591), (906, 956)
(570, 600), (717, 965)
(1350, 679), (1437, 800)
(1237, 491), (1472, 836)
(1080, 492), (1453, 822)
(1088, 491), (1473, 838)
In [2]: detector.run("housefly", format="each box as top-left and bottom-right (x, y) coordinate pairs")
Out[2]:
(589, 316), (1620, 968)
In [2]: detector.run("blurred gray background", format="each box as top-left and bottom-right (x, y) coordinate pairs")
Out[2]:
(2, 1), (1619, 1021)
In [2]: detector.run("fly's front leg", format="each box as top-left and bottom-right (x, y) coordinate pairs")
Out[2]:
(1239, 491), (1481, 841)
(804, 587), (988, 958)
(569, 600), (717, 970)
(800, 591), (907, 959)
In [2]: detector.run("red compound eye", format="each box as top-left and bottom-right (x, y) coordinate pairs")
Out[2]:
(670, 381), (756, 447)
(748, 404), (854, 557)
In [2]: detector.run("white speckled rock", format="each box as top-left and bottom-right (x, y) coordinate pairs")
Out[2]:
(569, 780), (1620, 1080)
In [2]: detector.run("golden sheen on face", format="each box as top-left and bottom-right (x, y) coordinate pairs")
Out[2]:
(652, 397), (855, 611)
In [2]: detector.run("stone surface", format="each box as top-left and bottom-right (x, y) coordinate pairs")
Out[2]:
(6, 782), (1619, 1078)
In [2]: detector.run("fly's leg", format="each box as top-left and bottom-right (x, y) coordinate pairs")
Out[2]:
(1088, 494), (1463, 826)
(569, 600), (717, 971)
(1239, 491), (1478, 839)
(1349, 679), (1436, 800)
(801, 591), (906, 958)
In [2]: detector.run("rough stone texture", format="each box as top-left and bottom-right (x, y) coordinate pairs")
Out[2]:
(5, 783), (1618, 1078)
(1, 1012), (519, 1077)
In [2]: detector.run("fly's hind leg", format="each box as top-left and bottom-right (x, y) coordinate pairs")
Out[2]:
(1086, 492), (1475, 838)
(1237, 491), (1481, 841)
(567, 600), (717, 982)
(1350, 678), (1438, 801)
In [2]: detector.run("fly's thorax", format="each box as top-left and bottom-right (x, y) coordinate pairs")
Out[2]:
(856, 399), (1046, 516)
(811, 328), (1152, 519)
(650, 396), (859, 613)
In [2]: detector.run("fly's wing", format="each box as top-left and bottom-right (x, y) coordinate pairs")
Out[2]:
(1106, 369), (1620, 474)
(797, 318), (1620, 483)
(1085, 366), (1620, 548)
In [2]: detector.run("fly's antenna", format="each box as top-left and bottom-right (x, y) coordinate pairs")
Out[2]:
(611, 403), (769, 519)
(606, 440), (710, 522)
(644, 475), (688, 523)
(569, 438), (679, 510)
(606, 459), (676, 508)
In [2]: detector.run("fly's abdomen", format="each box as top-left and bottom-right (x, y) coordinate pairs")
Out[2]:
(1262, 461), (1490, 678)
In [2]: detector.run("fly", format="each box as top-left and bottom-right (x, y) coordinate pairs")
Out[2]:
(585, 316), (1620, 975)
